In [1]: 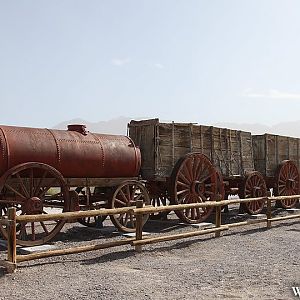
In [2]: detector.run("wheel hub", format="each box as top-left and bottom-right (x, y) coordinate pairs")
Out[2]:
(191, 181), (204, 195)
(23, 197), (43, 214)
(252, 186), (262, 197)
(286, 179), (296, 190)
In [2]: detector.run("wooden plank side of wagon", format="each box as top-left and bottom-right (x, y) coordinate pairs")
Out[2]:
(253, 133), (300, 177)
(210, 127), (254, 178)
(239, 131), (255, 174)
(129, 119), (255, 180)
(252, 135), (266, 176)
(128, 119), (158, 180)
(158, 123), (194, 177)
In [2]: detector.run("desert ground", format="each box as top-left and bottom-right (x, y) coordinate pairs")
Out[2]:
(0, 207), (299, 300)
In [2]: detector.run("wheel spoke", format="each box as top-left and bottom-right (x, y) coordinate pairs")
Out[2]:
(29, 168), (34, 197)
(192, 158), (200, 181)
(123, 213), (129, 226)
(177, 189), (189, 196)
(32, 170), (48, 196)
(131, 184), (137, 201)
(115, 198), (127, 206)
(16, 173), (30, 199)
(126, 185), (131, 201)
(177, 181), (189, 188)
(195, 160), (204, 180)
(179, 172), (190, 184)
(120, 189), (129, 203)
(38, 178), (57, 198)
(4, 184), (27, 200)
(135, 193), (143, 202)
(198, 172), (211, 184)
(182, 163), (192, 182)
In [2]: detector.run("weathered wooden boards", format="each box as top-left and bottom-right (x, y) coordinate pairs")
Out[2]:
(129, 119), (254, 180)
(253, 134), (300, 177)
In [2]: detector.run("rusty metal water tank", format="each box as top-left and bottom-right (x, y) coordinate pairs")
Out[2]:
(0, 124), (141, 178)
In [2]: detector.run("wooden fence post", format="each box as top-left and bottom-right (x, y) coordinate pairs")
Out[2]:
(135, 200), (144, 253)
(215, 195), (222, 238)
(266, 197), (272, 228)
(7, 207), (17, 273)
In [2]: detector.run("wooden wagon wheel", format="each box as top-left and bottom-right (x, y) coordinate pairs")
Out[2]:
(147, 181), (170, 220)
(170, 153), (217, 223)
(109, 180), (150, 233)
(274, 160), (300, 208)
(0, 162), (70, 246)
(239, 171), (267, 214)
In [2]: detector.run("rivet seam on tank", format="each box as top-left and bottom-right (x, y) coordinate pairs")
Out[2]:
(46, 129), (61, 163)
(56, 139), (100, 144)
(96, 136), (127, 141)
(4, 128), (50, 135)
(0, 128), (6, 162)
(89, 133), (105, 167)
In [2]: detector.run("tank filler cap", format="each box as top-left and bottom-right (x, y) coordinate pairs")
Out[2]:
(67, 124), (88, 135)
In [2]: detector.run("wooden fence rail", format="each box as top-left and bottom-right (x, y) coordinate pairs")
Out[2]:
(1, 195), (299, 273)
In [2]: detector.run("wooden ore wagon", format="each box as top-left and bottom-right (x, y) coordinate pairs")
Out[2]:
(253, 134), (300, 208)
(128, 118), (267, 222)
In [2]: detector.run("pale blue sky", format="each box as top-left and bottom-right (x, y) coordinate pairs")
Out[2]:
(1, 0), (300, 128)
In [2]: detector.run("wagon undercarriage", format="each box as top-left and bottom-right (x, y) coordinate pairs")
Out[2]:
(0, 162), (150, 246)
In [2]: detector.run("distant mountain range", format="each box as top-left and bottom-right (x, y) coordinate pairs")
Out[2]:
(214, 121), (300, 137)
(54, 117), (300, 138)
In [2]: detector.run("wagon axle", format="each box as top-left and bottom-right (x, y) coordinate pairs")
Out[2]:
(190, 181), (204, 195)
(286, 178), (296, 190)
(251, 186), (263, 198)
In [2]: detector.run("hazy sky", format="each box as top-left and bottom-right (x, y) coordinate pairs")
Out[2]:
(1, 1), (300, 128)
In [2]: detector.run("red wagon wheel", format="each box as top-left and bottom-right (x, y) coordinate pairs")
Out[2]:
(274, 160), (300, 208)
(109, 180), (150, 233)
(0, 162), (70, 246)
(240, 171), (267, 214)
(170, 153), (217, 223)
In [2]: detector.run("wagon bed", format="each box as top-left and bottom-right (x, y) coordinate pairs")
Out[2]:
(253, 134), (300, 177)
(128, 119), (255, 180)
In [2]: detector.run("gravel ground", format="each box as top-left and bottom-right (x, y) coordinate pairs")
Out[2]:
(0, 208), (299, 300)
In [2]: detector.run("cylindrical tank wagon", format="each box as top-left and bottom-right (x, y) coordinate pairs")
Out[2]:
(0, 124), (149, 246)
